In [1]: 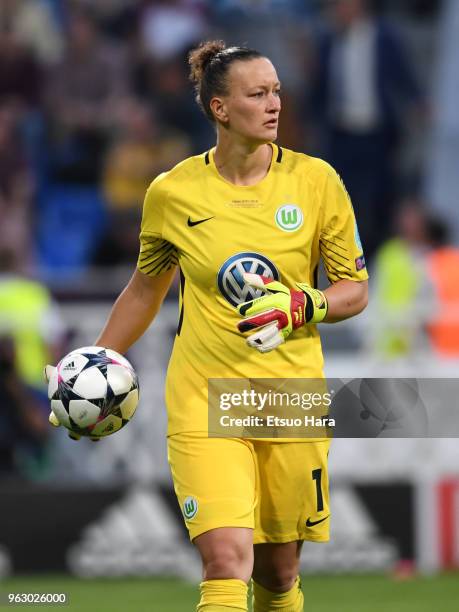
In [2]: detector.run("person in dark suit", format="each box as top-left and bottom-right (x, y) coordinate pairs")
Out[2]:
(0, 335), (49, 480)
(310, 0), (424, 260)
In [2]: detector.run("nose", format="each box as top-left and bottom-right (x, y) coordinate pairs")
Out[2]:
(267, 92), (281, 113)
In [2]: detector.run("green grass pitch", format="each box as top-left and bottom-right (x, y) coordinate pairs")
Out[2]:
(1, 573), (459, 611)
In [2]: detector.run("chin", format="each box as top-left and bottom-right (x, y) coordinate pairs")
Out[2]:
(240, 129), (277, 146)
(263, 127), (278, 140)
(252, 131), (278, 145)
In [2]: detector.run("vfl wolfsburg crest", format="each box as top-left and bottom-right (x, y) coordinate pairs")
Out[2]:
(275, 204), (303, 232)
(183, 496), (198, 520)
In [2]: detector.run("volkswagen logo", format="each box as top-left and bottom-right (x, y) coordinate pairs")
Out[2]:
(217, 252), (280, 306)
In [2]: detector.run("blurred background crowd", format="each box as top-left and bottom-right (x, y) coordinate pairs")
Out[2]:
(1, 0), (459, 484)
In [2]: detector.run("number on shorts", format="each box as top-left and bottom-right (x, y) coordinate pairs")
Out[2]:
(312, 468), (324, 512)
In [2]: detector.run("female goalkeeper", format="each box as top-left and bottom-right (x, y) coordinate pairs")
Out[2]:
(78, 41), (368, 611)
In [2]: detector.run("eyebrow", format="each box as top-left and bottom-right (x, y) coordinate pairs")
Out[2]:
(248, 82), (282, 90)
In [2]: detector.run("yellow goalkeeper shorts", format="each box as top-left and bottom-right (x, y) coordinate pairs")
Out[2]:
(167, 433), (330, 543)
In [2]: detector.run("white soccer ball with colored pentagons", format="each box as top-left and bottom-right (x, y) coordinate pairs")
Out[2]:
(47, 346), (139, 440)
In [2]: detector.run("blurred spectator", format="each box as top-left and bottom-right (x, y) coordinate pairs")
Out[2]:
(0, 11), (48, 181)
(71, 0), (139, 40)
(0, 19), (43, 112)
(425, 0), (459, 244)
(212, 0), (313, 20)
(0, 248), (65, 393)
(134, 56), (213, 153)
(0, 247), (65, 479)
(0, 335), (50, 480)
(95, 97), (191, 266)
(0, 0), (63, 65)
(425, 220), (459, 357)
(46, 6), (130, 184)
(103, 97), (191, 211)
(0, 105), (34, 267)
(310, 0), (424, 260)
(369, 201), (434, 359)
(139, 0), (208, 61)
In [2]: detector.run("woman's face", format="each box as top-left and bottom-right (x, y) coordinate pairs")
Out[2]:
(213, 57), (281, 144)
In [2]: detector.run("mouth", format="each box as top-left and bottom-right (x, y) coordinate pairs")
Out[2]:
(264, 119), (278, 128)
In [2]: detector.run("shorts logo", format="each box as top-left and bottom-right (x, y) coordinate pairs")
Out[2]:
(306, 515), (329, 527)
(217, 252), (279, 306)
(183, 496), (198, 520)
(275, 204), (303, 232)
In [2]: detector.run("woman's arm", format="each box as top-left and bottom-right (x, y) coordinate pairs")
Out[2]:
(95, 267), (177, 354)
(323, 279), (368, 323)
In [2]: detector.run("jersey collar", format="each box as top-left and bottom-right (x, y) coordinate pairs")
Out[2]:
(206, 143), (280, 189)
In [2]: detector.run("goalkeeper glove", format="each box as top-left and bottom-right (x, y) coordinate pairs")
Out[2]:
(44, 364), (99, 442)
(44, 365), (63, 427)
(236, 273), (328, 353)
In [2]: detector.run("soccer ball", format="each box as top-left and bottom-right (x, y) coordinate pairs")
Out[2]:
(48, 346), (139, 440)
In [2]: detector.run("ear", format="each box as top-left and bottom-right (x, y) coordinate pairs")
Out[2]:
(210, 96), (228, 124)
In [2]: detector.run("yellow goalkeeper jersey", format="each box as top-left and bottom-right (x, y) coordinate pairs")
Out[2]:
(137, 144), (368, 436)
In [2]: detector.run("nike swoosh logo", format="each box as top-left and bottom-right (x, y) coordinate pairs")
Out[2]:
(187, 216), (214, 227)
(306, 515), (329, 527)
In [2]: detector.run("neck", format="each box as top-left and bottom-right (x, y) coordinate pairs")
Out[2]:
(213, 134), (273, 186)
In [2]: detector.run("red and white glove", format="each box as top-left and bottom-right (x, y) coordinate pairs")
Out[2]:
(236, 273), (328, 353)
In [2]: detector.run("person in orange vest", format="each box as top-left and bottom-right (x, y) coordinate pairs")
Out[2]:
(425, 219), (459, 356)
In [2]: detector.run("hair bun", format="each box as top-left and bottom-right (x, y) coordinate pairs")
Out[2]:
(188, 40), (226, 84)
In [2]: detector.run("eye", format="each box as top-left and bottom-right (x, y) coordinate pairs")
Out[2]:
(250, 91), (264, 98)
(274, 89), (281, 96)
